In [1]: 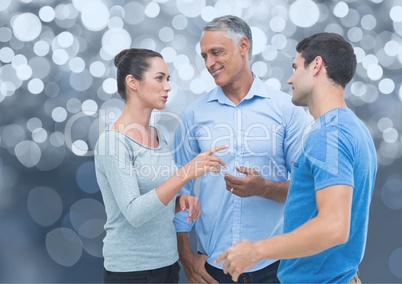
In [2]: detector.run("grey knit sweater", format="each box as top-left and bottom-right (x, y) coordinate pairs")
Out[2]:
(94, 129), (178, 272)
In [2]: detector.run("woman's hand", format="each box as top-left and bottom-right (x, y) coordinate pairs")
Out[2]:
(176, 194), (201, 221)
(178, 145), (228, 182)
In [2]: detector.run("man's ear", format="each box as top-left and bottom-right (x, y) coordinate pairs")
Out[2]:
(125, 74), (137, 91)
(239, 36), (250, 57)
(311, 56), (324, 75)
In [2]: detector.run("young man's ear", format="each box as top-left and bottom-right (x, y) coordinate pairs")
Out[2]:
(311, 56), (324, 75)
(125, 74), (137, 91)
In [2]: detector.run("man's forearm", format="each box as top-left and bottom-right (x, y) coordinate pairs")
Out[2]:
(259, 180), (289, 202)
(177, 232), (194, 260)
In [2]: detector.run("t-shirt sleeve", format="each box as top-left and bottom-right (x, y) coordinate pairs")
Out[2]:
(304, 123), (354, 191)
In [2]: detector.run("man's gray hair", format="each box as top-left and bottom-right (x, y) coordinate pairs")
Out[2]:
(203, 15), (253, 59)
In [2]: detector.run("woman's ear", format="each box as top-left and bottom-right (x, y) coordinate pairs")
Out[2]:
(125, 74), (137, 91)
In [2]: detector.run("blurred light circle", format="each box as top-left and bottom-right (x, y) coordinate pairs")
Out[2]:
(215, 0), (242, 16)
(50, 132), (65, 147)
(123, 2), (145, 25)
(389, 248), (402, 278)
(46, 228), (83, 267)
(27, 117), (42, 132)
(16, 64), (32, 81)
(39, 6), (56, 22)
(347, 27), (363, 42)
(81, 2), (109, 31)
(102, 28), (131, 57)
(252, 61), (268, 77)
(2, 124), (26, 147)
(360, 84), (379, 103)
(362, 54), (378, 69)
(27, 78), (44, 95)
(159, 27), (174, 42)
(33, 40), (50, 56)
(44, 82), (60, 98)
(67, 98), (82, 113)
(177, 0), (205, 18)
(140, 38), (156, 50)
(381, 178), (402, 209)
(265, 78), (282, 91)
(289, 0), (319, 28)
(201, 6), (217, 22)
(0, 81), (16, 97)
(145, 2), (160, 18)
(72, 140), (88, 156)
(383, 128), (399, 143)
(378, 78), (395, 95)
(354, 47), (366, 63)
(161, 47), (177, 63)
(172, 34), (187, 51)
(52, 49), (69, 65)
(70, 70), (93, 92)
(341, 8), (360, 28)
(100, 99), (124, 125)
(367, 64), (383, 80)
(333, 1), (349, 18)
(52, 107), (68, 123)
(390, 6), (402, 22)
(75, 162), (100, 194)
(57, 31), (74, 48)
(251, 27), (267, 55)
(12, 54), (27, 68)
(271, 33), (287, 50)
(14, 140), (41, 168)
(377, 117), (393, 131)
(189, 78), (206, 95)
(178, 64), (195, 81)
(70, 198), (105, 238)
(108, 16), (124, 29)
(0, 27), (12, 43)
(351, 81), (367, 97)
(172, 14), (188, 30)
(28, 186), (63, 227)
(12, 13), (42, 42)
(361, 14), (376, 30)
(69, 57), (85, 73)
(102, 78), (117, 94)
(173, 54), (190, 69)
(262, 45), (278, 61)
(270, 16), (286, 33)
(0, 47), (15, 63)
(379, 141), (399, 159)
(82, 99), (98, 115)
(89, 61), (106, 77)
(384, 40), (400, 57)
(32, 128), (48, 143)
(0, 0), (11, 12)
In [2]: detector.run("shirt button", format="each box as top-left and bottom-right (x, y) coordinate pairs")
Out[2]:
(235, 203), (240, 208)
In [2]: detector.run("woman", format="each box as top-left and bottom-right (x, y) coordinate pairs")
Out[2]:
(94, 48), (226, 283)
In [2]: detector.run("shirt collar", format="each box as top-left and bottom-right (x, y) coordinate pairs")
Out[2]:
(206, 73), (271, 105)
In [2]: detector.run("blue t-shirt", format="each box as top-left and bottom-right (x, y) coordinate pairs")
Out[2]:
(278, 108), (377, 283)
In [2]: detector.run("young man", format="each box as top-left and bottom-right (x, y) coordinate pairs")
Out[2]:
(173, 16), (309, 283)
(216, 32), (377, 284)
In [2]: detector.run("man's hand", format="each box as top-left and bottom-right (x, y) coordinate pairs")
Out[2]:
(181, 253), (218, 284)
(215, 240), (258, 282)
(176, 194), (200, 222)
(224, 166), (265, 197)
(224, 166), (289, 202)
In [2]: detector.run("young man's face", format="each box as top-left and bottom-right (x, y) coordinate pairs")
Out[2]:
(287, 52), (313, 107)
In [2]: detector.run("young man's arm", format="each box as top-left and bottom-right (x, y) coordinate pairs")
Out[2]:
(216, 184), (353, 282)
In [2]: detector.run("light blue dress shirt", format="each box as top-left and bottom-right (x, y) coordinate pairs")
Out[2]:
(173, 75), (309, 272)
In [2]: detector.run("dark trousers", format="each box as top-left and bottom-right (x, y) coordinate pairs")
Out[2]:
(103, 261), (180, 283)
(205, 260), (280, 283)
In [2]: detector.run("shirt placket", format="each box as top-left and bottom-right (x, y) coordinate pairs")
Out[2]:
(232, 106), (242, 244)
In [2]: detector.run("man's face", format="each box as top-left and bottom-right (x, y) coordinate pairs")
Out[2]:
(200, 30), (245, 87)
(287, 52), (313, 107)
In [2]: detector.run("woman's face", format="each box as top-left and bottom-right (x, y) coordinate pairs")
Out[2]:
(135, 57), (171, 110)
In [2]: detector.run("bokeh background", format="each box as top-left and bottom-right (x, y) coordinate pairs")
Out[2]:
(0, 0), (401, 282)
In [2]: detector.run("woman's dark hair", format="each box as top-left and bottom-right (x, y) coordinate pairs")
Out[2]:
(296, 32), (357, 88)
(114, 48), (163, 100)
